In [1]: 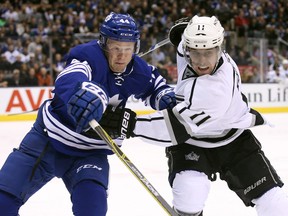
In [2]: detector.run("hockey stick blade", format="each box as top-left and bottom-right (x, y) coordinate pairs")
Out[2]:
(138, 38), (170, 57)
(89, 119), (177, 216)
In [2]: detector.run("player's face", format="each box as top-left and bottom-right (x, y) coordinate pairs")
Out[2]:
(189, 47), (219, 76)
(106, 39), (135, 73)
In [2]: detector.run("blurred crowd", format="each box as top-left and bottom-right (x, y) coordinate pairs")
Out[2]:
(1, 0), (288, 87)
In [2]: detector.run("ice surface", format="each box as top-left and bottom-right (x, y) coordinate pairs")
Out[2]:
(0, 113), (287, 215)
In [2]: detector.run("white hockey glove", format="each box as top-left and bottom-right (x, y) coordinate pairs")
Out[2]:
(67, 81), (109, 133)
(168, 17), (191, 47)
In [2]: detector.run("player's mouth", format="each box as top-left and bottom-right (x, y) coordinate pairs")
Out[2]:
(198, 66), (209, 71)
(116, 61), (126, 66)
(194, 66), (210, 75)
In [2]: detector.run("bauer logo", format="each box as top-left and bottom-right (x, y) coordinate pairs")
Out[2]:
(120, 111), (130, 139)
(244, 176), (266, 195)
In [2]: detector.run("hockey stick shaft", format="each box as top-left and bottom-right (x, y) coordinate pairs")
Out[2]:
(89, 120), (177, 216)
(7, 108), (39, 116)
(138, 38), (170, 57)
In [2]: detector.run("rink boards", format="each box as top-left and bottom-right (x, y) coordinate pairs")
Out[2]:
(0, 83), (287, 121)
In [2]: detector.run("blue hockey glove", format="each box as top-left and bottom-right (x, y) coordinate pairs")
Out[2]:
(152, 87), (176, 110)
(67, 81), (109, 133)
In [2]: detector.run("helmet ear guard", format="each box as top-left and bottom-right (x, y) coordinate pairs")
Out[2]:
(99, 12), (140, 54)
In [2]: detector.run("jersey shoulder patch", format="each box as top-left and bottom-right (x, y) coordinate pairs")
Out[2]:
(182, 65), (197, 80)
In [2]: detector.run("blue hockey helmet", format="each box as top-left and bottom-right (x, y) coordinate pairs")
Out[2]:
(100, 12), (140, 54)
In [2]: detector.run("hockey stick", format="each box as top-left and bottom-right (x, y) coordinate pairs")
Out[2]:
(7, 108), (39, 116)
(138, 38), (170, 57)
(89, 119), (177, 216)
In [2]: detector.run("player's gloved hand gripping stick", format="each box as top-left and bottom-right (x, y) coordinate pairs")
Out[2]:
(89, 119), (178, 216)
(68, 81), (109, 133)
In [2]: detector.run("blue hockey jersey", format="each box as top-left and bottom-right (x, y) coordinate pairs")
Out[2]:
(38, 40), (170, 156)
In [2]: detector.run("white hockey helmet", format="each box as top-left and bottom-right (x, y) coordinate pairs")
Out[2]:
(183, 15), (224, 49)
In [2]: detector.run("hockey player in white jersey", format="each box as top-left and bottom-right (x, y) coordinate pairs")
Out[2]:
(110, 15), (288, 215)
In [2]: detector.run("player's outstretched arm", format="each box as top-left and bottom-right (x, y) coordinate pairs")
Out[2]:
(93, 106), (171, 146)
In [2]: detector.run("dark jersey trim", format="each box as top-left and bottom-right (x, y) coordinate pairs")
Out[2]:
(188, 78), (197, 109)
(167, 108), (239, 144)
(177, 49), (183, 57)
(133, 134), (171, 143)
(189, 128), (238, 143)
(137, 116), (164, 122)
(250, 108), (265, 125)
(167, 109), (191, 144)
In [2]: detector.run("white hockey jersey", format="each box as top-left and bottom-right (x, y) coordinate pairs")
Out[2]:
(133, 43), (267, 148)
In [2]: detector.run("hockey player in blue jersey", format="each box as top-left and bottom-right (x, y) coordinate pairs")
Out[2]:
(0, 12), (176, 216)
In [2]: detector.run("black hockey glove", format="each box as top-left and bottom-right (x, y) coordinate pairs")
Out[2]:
(83, 105), (137, 139)
(100, 105), (136, 139)
(168, 17), (191, 47)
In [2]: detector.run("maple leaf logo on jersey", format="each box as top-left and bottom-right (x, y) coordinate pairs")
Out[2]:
(109, 94), (123, 107)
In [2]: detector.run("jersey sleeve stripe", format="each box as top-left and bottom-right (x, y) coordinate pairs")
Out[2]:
(42, 101), (122, 150)
(56, 60), (92, 81)
(195, 115), (211, 126)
